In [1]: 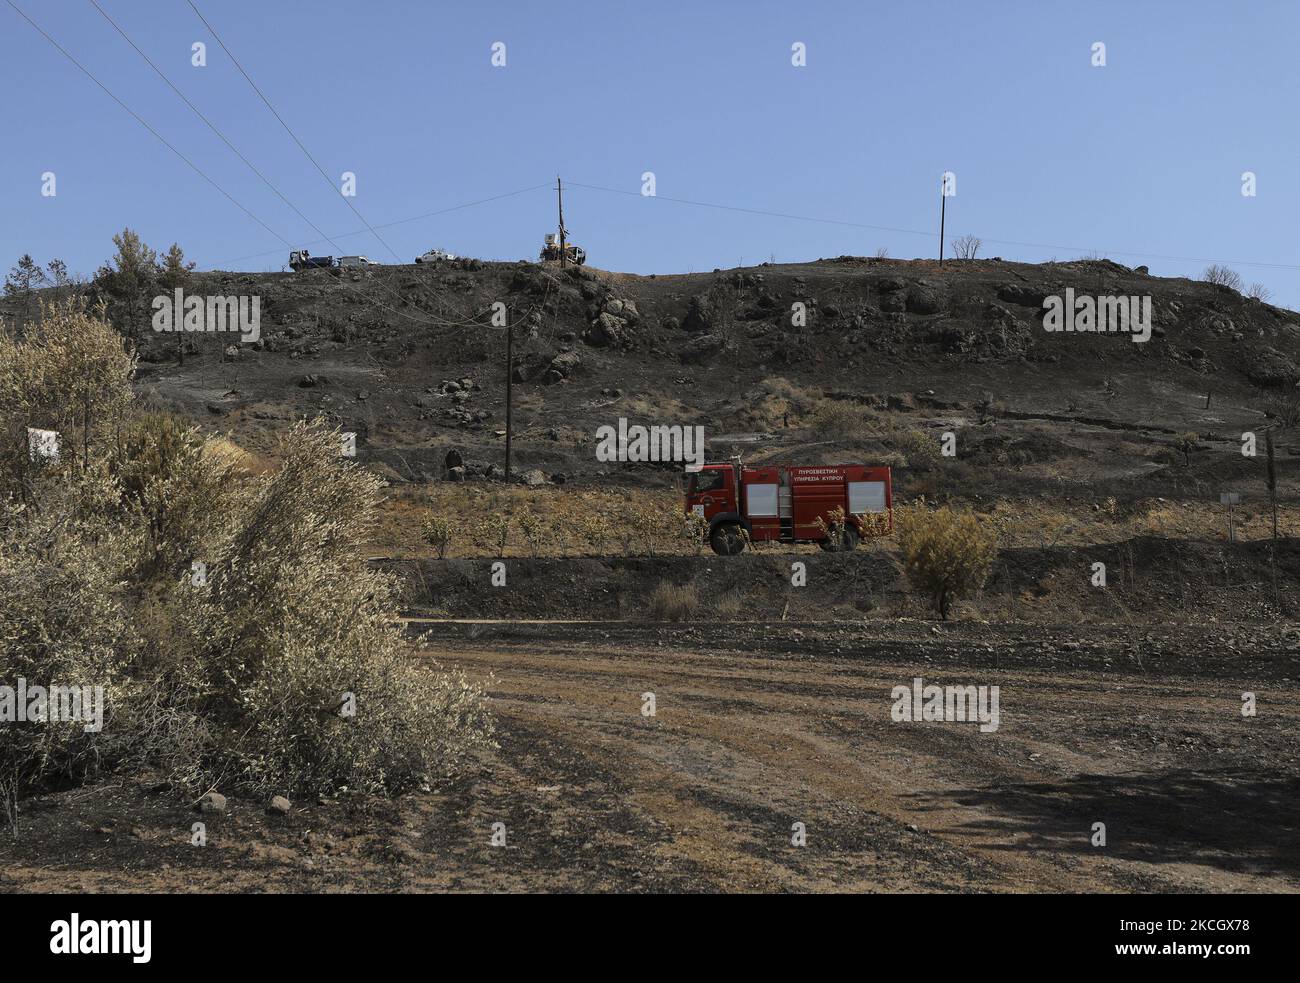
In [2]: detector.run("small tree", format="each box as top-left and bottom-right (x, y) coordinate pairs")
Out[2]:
(684, 509), (708, 555)
(951, 234), (981, 260)
(4, 255), (48, 315)
(896, 505), (997, 620)
(94, 228), (158, 337)
(157, 242), (194, 291)
(44, 258), (74, 302)
(1247, 282), (1272, 303)
(0, 297), (135, 490)
(158, 241), (197, 365)
(422, 514), (453, 558)
(1176, 432), (1199, 467)
(473, 512), (510, 556)
(815, 505), (850, 549)
(1203, 265), (1243, 292)
(515, 508), (551, 558)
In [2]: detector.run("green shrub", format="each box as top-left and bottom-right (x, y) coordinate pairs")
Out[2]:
(422, 513), (453, 558)
(165, 421), (494, 796)
(0, 467), (142, 830)
(896, 504), (997, 619)
(890, 429), (943, 470)
(114, 412), (239, 578)
(0, 298), (135, 496)
(0, 306), (494, 819)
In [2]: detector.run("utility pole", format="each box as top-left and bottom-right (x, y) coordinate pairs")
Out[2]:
(938, 173), (947, 266)
(1267, 429), (1279, 605)
(557, 175), (567, 269)
(1221, 492), (1240, 543)
(504, 315), (513, 482)
(1267, 429), (1279, 539)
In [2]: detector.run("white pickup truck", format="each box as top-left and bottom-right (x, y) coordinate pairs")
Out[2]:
(415, 248), (456, 263)
(338, 255), (376, 268)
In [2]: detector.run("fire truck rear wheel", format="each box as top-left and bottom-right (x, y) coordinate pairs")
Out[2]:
(709, 523), (746, 556)
(818, 528), (860, 552)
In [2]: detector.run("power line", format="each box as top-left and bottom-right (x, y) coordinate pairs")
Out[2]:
(89, 0), (335, 247)
(566, 180), (937, 239)
(184, 0), (522, 328)
(186, 0), (405, 265)
(565, 179), (1300, 274)
(88, 0), (485, 331)
(220, 183), (551, 266)
(9, 1), (565, 338)
(5, 0), (292, 248)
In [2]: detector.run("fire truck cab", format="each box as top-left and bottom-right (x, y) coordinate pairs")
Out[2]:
(684, 462), (892, 555)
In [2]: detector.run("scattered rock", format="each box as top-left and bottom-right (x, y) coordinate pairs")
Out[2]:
(997, 283), (1045, 307)
(196, 792), (227, 815)
(512, 351), (552, 382)
(1245, 346), (1299, 387)
(267, 796), (291, 816)
(547, 350), (582, 381)
(584, 312), (629, 347)
(906, 287), (945, 315)
(879, 291), (907, 313)
(679, 332), (726, 363)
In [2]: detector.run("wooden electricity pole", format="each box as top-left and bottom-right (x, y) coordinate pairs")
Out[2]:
(939, 174), (947, 266)
(557, 175), (568, 269)
(504, 316), (513, 482)
(1267, 429), (1279, 539)
(1267, 429), (1279, 605)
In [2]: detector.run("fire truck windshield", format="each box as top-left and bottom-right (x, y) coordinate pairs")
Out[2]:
(690, 470), (725, 494)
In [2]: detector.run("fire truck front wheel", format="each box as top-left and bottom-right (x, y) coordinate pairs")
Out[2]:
(709, 523), (746, 556)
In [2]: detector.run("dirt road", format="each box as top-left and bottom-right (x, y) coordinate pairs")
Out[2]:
(3, 621), (1297, 893)
(408, 622), (1300, 893)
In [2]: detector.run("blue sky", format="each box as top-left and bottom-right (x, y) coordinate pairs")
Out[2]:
(3, 0), (1296, 308)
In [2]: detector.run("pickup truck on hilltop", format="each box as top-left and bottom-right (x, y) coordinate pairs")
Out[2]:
(288, 250), (334, 271)
(415, 248), (457, 263)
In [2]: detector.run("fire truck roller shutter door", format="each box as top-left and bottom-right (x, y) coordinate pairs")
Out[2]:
(849, 481), (887, 514)
(746, 483), (779, 517)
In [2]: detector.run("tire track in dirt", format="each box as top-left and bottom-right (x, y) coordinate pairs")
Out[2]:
(427, 637), (1300, 892)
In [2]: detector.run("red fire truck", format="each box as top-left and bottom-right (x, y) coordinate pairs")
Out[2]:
(684, 462), (893, 555)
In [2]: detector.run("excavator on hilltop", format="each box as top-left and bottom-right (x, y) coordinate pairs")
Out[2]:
(539, 233), (585, 266)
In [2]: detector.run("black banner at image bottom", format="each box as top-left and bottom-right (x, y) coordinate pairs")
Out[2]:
(0, 893), (1282, 968)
